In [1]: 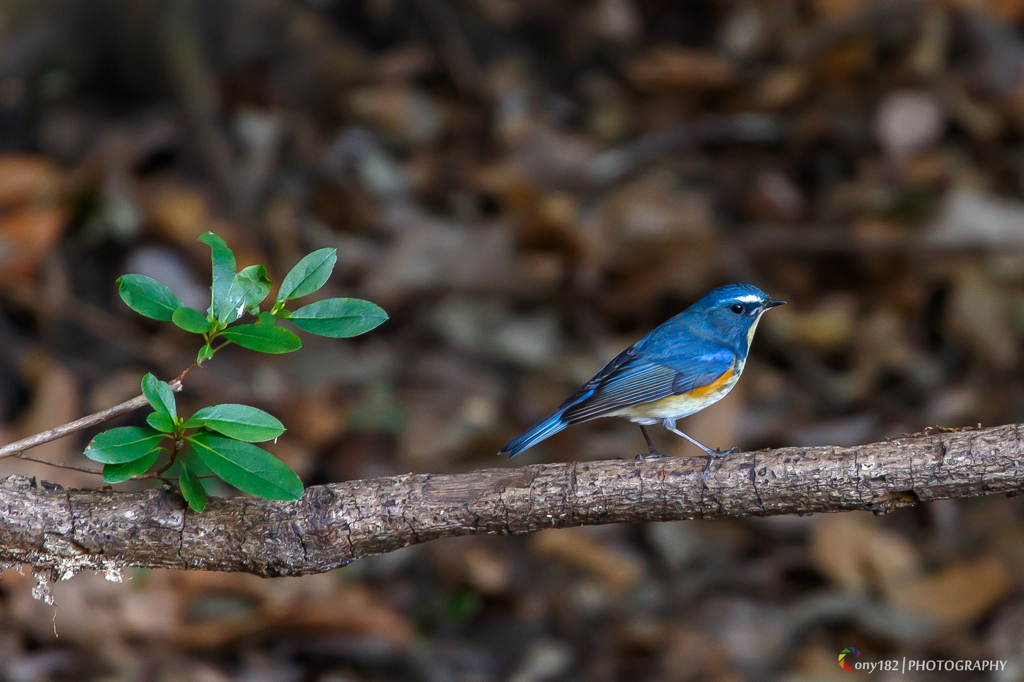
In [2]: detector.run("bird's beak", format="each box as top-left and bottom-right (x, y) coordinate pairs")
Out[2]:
(764, 299), (786, 309)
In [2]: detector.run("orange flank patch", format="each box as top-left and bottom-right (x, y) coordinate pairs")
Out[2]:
(681, 365), (738, 401)
(613, 363), (740, 421)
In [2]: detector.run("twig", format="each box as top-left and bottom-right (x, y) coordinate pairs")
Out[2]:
(174, 361), (197, 384)
(0, 372), (190, 462)
(2, 422), (1021, 579)
(14, 455), (103, 476)
(12, 453), (205, 483)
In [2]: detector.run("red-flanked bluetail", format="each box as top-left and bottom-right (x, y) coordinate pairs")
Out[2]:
(499, 283), (785, 481)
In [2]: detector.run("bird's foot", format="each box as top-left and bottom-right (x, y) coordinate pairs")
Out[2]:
(702, 446), (740, 486)
(634, 450), (666, 467)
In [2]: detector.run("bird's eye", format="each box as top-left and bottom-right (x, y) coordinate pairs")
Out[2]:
(730, 303), (744, 314)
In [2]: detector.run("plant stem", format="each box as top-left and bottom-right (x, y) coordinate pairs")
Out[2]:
(154, 440), (181, 477)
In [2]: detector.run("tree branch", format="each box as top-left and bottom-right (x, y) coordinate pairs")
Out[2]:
(1, 423), (1019, 581)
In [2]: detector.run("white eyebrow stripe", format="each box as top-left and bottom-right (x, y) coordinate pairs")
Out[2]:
(733, 294), (762, 304)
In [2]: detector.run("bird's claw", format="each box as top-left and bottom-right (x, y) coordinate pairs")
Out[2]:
(634, 450), (666, 467)
(702, 446), (740, 486)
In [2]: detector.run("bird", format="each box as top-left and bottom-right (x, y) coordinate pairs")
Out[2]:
(498, 283), (785, 481)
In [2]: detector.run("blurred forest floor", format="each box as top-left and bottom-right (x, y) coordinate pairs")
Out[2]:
(4, 0), (1024, 680)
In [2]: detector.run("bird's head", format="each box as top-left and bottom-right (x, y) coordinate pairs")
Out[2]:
(686, 283), (785, 352)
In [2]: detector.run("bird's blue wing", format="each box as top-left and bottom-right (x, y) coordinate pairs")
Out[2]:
(668, 347), (736, 393)
(560, 344), (736, 423)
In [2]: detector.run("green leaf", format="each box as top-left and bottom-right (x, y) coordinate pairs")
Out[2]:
(187, 404), (285, 442)
(220, 324), (301, 354)
(84, 427), (164, 464)
(288, 298), (388, 338)
(102, 450), (160, 484)
(219, 265), (272, 324)
(198, 232), (236, 321)
(116, 274), (181, 321)
(189, 432), (303, 500)
(172, 306), (211, 333)
(146, 412), (176, 433)
(181, 448), (213, 476)
(179, 461), (207, 513)
(141, 373), (176, 419)
(197, 344), (215, 364)
(162, 447), (213, 481)
(276, 248), (337, 303)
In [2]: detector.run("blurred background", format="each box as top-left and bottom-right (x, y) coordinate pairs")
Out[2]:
(3, 0), (1024, 679)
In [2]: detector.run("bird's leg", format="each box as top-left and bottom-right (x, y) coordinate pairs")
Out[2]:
(663, 420), (739, 485)
(634, 425), (665, 463)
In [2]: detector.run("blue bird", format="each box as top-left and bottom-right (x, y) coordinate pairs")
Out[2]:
(499, 283), (785, 479)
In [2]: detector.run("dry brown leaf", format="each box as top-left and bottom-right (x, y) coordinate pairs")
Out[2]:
(268, 584), (415, 644)
(434, 540), (511, 595)
(119, 588), (183, 639)
(626, 47), (735, 91)
(346, 85), (445, 144)
(755, 68), (808, 109)
(531, 527), (644, 589)
(852, 217), (911, 249)
(261, 439), (316, 480)
(0, 155), (67, 285)
(9, 360), (82, 486)
(810, 513), (921, 594)
(0, 207), (68, 285)
(656, 627), (732, 682)
(604, 182), (714, 244)
(0, 154), (64, 206)
(762, 294), (859, 351)
(818, 39), (876, 79)
(145, 181), (213, 245)
(280, 392), (349, 449)
(947, 266), (1019, 370)
(144, 183), (259, 266)
(461, 546), (511, 595)
(169, 576), (414, 647)
(889, 557), (1012, 627)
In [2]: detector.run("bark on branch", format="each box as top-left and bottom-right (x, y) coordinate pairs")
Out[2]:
(1, 423), (1020, 580)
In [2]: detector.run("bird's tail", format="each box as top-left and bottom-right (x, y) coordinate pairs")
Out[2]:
(498, 410), (568, 458)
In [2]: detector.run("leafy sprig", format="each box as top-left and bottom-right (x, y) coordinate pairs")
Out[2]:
(98, 233), (388, 511)
(118, 234), (385, 362)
